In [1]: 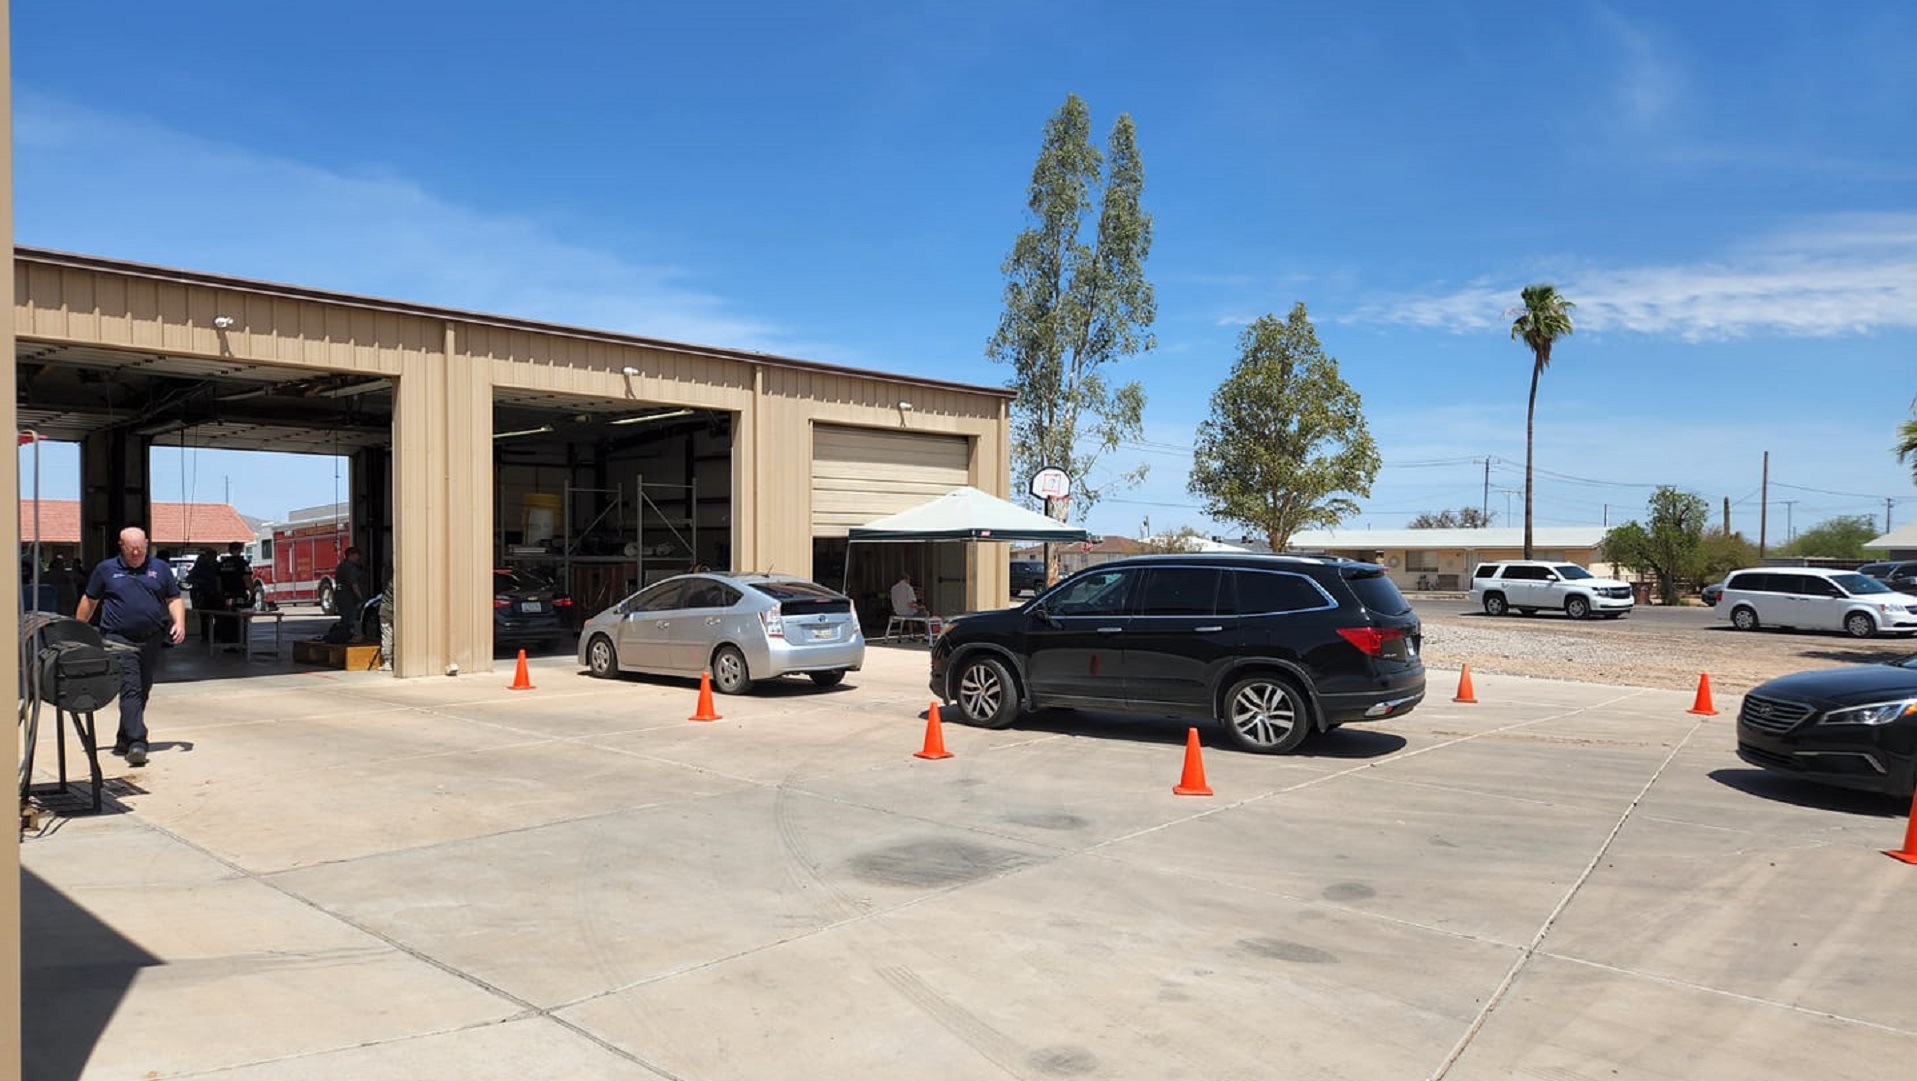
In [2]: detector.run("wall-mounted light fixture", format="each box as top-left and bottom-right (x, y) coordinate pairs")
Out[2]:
(492, 424), (554, 440)
(620, 366), (640, 377)
(608, 408), (692, 426)
(212, 316), (235, 329)
(898, 401), (914, 411)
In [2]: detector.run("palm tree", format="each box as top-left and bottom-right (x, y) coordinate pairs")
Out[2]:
(1899, 415), (1917, 485)
(1509, 284), (1576, 559)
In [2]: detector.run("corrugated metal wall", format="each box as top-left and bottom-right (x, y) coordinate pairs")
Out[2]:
(811, 425), (971, 536)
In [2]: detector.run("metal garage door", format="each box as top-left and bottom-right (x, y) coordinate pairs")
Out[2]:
(812, 425), (970, 536)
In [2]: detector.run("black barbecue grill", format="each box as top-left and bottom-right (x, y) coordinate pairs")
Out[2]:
(19, 613), (131, 813)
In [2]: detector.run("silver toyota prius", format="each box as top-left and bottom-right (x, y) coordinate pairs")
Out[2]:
(578, 572), (865, 693)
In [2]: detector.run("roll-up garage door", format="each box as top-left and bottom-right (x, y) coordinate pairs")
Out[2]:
(812, 425), (970, 536)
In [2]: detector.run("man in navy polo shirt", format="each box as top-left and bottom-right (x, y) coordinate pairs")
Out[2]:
(75, 526), (186, 767)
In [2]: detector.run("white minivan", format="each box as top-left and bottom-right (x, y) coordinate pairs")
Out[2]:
(1716, 567), (1917, 639)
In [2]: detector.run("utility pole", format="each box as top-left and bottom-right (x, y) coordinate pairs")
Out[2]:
(1602, 503), (1608, 528)
(1889, 498), (1896, 535)
(1722, 496), (1730, 536)
(1757, 452), (1769, 559)
(1481, 458), (1490, 523)
(1779, 500), (1796, 545)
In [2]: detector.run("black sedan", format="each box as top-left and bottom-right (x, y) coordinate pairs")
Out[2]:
(1736, 655), (1917, 796)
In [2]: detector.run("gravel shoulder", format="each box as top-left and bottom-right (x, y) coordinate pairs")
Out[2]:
(1413, 597), (1916, 696)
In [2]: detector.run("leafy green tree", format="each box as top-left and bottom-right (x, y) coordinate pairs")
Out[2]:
(1898, 415), (1917, 484)
(987, 93), (1155, 540)
(1408, 507), (1495, 528)
(1780, 515), (1879, 559)
(1603, 487), (1710, 603)
(1188, 304), (1380, 552)
(1137, 520), (1206, 553)
(1698, 528), (1756, 585)
(1509, 284), (1575, 559)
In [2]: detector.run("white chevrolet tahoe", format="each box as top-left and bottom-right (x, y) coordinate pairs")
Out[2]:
(1468, 560), (1635, 620)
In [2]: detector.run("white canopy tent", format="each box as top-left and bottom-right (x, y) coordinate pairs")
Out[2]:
(847, 486), (1090, 544)
(842, 486), (1089, 598)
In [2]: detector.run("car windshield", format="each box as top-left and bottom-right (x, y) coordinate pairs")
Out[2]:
(1553, 565), (1594, 580)
(1834, 573), (1892, 595)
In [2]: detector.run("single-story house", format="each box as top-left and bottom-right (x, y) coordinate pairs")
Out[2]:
(1247, 526), (1614, 592)
(1865, 522), (1917, 560)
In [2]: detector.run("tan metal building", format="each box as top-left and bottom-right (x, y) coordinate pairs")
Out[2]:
(13, 249), (1016, 678)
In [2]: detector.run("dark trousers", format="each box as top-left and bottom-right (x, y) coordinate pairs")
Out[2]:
(104, 632), (161, 746)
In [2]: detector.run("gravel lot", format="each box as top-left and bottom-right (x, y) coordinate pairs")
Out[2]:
(1413, 595), (1917, 696)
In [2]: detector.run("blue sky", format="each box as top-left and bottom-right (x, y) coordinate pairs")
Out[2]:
(14, 2), (1917, 543)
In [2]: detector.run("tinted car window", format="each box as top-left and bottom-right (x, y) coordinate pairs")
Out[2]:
(496, 569), (550, 593)
(1833, 573), (1891, 596)
(1728, 572), (1769, 592)
(1049, 569), (1134, 616)
(1553, 565), (1593, 580)
(1504, 566), (1545, 581)
(1231, 570), (1329, 614)
(632, 580), (688, 612)
(1344, 567), (1413, 615)
(745, 578), (851, 614)
(1136, 567), (1223, 617)
(1473, 564), (1497, 579)
(683, 580), (741, 608)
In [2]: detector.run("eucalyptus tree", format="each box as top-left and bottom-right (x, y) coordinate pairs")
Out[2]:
(987, 94), (1155, 537)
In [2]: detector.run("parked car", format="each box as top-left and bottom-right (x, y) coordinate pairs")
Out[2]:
(1858, 561), (1917, 594)
(356, 567), (566, 652)
(1009, 559), (1047, 598)
(1736, 654), (1917, 797)
(1717, 567), (1917, 639)
(1701, 580), (1726, 607)
(929, 554), (1425, 754)
(578, 572), (864, 693)
(1468, 560), (1634, 619)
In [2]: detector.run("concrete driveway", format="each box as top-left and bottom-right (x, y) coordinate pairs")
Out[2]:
(22, 645), (1917, 1079)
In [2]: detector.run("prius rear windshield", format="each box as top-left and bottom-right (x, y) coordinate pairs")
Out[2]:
(747, 578), (853, 614)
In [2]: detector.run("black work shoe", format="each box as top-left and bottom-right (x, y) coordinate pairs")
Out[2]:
(111, 739), (129, 757)
(126, 743), (148, 767)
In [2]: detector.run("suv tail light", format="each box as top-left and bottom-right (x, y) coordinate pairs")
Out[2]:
(493, 597), (510, 609)
(1336, 626), (1404, 657)
(759, 604), (785, 639)
(553, 597), (572, 609)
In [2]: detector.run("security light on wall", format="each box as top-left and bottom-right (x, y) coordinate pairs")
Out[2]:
(608, 408), (692, 426)
(213, 316), (235, 329)
(898, 401), (913, 411)
(620, 366), (640, 376)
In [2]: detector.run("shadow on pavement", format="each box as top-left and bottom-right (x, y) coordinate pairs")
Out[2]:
(21, 867), (163, 1081)
(1707, 768), (1905, 818)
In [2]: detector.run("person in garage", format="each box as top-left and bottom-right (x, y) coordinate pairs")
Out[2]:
(75, 526), (186, 767)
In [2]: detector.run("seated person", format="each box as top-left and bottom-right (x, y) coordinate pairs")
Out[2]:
(889, 572), (937, 642)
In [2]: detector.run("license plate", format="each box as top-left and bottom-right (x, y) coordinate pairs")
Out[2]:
(520, 601), (542, 613)
(810, 626), (835, 641)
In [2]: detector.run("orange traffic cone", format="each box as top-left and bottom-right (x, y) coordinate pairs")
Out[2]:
(507, 649), (535, 691)
(1687, 672), (1718, 716)
(914, 702), (954, 760)
(1172, 727), (1213, 796)
(689, 671), (722, 722)
(1452, 664), (1477, 704)
(1885, 786), (1917, 864)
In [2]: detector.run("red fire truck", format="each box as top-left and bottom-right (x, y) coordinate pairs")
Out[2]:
(254, 516), (352, 613)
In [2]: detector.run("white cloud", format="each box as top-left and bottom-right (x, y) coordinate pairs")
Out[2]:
(14, 94), (793, 353)
(1352, 213), (1917, 341)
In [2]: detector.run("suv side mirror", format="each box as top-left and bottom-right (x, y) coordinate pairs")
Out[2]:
(1028, 603), (1058, 626)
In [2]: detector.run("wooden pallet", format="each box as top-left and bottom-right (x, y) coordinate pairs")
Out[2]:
(292, 639), (383, 671)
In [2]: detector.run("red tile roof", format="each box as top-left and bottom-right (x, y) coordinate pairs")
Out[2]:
(18, 500), (256, 545)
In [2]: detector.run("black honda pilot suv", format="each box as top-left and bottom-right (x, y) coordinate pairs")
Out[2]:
(930, 554), (1425, 753)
